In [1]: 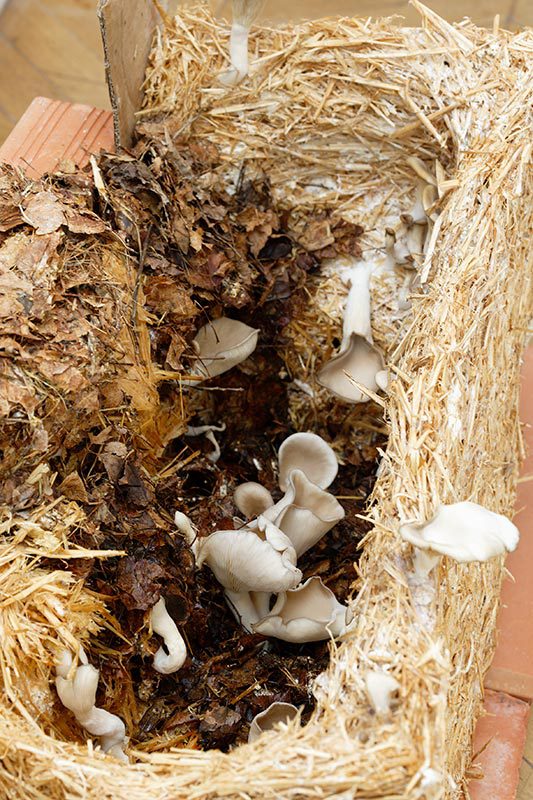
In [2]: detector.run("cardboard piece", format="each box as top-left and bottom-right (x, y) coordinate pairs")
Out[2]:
(97, 0), (174, 148)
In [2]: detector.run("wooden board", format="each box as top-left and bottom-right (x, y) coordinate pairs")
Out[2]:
(97, 0), (174, 148)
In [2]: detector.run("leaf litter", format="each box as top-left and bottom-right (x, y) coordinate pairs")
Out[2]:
(0, 131), (387, 751)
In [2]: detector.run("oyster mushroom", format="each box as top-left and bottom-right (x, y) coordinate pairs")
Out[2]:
(56, 649), (128, 761)
(248, 702), (299, 743)
(195, 515), (302, 631)
(277, 431), (338, 492)
(262, 468), (345, 557)
(150, 597), (187, 675)
(318, 262), (387, 403)
(400, 501), (519, 578)
(234, 481), (274, 518)
(253, 576), (353, 642)
(185, 317), (259, 384)
(219, 0), (264, 86)
(365, 670), (400, 715)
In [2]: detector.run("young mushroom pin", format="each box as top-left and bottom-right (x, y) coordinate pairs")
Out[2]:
(318, 261), (388, 403)
(185, 317), (259, 384)
(400, 501), (520, 577)
(253, 576), (353, 642)
(150, 597), (187, 674)
(55, 649), (128, 761)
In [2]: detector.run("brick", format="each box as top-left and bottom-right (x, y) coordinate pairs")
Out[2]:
(0, 96), (114, 179)
(486, 346), (533, 700)
(470, 691), (531, 800)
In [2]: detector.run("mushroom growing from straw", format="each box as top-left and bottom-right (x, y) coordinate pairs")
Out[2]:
(253, 576), (353, 642)
(55, 649), (128, 762)
(400, 501), (519, 578)
(365, 670), (400, 715)
(318, 261), (387, 402)
(219, 0), (264, 86)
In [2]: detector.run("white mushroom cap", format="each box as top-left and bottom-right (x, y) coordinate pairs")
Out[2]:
(317, 332), (386, 404)
(186, 317), (259, 383)
(196, 523), (302, 594)
(400, 501), (519, 564)
(365, 670), (400, 715)
(278, 432), (338, 492)
(234, 482), (274, 518)
(253, 576), (352, 642)
(263, 468), (345, 557)
(150, 597), (187, 674)
(248, 702), (299, 743)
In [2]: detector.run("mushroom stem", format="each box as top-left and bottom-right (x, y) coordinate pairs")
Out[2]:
(150, 597), (187, 674)
(412, 548), (441, 578)
(219, 0), (264, 85)
(224, 589), (271, 632)
(341, 262), (372, 346)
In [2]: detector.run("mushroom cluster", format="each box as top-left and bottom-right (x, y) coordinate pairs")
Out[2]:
(181, 432), (353, 642)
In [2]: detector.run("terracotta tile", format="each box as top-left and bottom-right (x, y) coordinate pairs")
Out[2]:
(486, 346), (533, 700)
(469, 690), (531, 800)
(0, 96), (114, 178)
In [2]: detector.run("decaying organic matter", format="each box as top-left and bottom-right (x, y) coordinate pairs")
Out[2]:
(0, 131), (384, 752)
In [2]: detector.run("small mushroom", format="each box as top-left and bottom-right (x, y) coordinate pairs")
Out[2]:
(318, 263), (387, 403)
(253, 576), (353, 642)
(56, 649), (128, 761)
(185, 317), (259, 383)
(219, 0), (264, 86)
(365, 670), (400, 715)
(262, 468), (345, 557)
(185, 423), (226, 463)
(278, 431), (338, 492)
(150, 597), (187, 674)
(195, 517), (302, 631)
(234, 481), (274, 518)
(400, 501), (520, 577)
(248, 702), (299, 743)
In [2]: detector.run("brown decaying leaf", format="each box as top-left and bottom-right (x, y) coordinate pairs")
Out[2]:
(21, 191), (66, 235)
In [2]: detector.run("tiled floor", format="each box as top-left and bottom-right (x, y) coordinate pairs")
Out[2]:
(0, 1), (532, 798)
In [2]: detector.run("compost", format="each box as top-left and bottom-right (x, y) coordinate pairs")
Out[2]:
(0, 128), (386, 751)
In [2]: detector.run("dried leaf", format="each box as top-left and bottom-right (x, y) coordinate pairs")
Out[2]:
(115, 557), (165, 610)
(58, 471), (88, 503)
(22, 191), (66, 235)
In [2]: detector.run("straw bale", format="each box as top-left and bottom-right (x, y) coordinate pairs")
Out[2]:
(0, 3), (531, 799)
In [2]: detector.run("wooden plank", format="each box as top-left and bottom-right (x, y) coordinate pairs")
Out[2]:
(97, 0), (172, 148)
